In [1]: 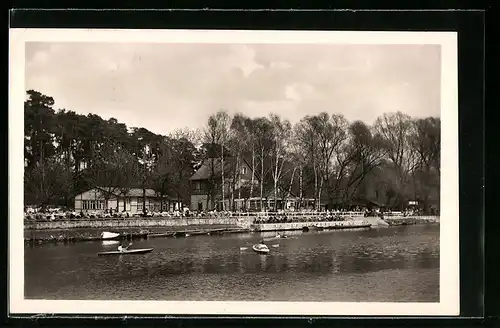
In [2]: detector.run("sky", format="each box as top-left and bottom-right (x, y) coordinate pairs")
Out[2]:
(25, 42), (441, 136)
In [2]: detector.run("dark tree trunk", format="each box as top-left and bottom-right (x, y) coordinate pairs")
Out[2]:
(142, 187), (146, 215)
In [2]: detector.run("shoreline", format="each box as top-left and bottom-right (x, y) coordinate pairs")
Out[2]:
(24, 215), (440, 230)
(23, 216), (439, 245)
(384, 216), (440, 226)
(24, 226), (251, 245)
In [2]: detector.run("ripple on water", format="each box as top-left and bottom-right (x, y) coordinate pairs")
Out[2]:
(25, 224), (439, 302)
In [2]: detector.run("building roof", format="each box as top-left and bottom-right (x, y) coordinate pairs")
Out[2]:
(190, 157), (247, 181)
(189, 159), (224, 181)
(122, 188), (157, 197)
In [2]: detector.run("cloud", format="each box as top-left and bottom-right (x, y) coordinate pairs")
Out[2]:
(270, 61), (292, 70)
(285, 83), (316, 101)
(225, 44), (264, 77)
(25, 42), (441, 135)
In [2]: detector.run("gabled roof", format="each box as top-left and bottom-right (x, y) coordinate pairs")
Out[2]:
(189, 157), (256, 181)
(189, 158), (227, 181)
(122, 188), (157, 197)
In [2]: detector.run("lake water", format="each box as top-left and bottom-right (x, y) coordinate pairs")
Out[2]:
(24, 224), (439, 302)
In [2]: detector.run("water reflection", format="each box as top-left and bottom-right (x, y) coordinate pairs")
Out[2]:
(102, 240), (119, 246)
(25, 225), (439, 302)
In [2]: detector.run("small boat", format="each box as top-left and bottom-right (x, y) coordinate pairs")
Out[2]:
(100, 231), (120, 240)
(275, 234), (288, 239)
(252, 243), (270, 254)
(97, 248), (153, 256)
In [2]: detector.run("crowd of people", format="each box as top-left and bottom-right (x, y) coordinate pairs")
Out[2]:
(23, 207), (237, 221)
(24, 205), (431, 222)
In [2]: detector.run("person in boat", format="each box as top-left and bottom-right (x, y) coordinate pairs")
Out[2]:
(117, 242), (130, 253)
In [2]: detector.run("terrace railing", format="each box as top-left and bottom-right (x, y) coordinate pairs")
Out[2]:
(24, 209), (380, 222)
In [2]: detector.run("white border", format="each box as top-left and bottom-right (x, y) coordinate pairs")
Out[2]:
(9, 29), (459, 316)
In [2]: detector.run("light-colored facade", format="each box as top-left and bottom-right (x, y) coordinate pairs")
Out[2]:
(74, 187), (180, 214)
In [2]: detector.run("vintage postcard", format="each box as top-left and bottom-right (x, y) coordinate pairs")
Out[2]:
(9, 28), (459, 316)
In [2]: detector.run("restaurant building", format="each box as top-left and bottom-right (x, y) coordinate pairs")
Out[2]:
(74, 187), (180, 214)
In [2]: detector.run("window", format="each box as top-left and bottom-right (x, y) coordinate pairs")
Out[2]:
(241, 166), (247, 175)
(194, 182), (202, 190)
(79, 161), (88, 171)
(82, 200), (104, 210)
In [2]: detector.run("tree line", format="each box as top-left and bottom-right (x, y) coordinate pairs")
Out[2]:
(24, 90), (201, 211)
(24, 90), (440, 214)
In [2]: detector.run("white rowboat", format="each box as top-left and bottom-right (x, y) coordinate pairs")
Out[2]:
(100, 231), (120, 240)
(252, 244), (270, 254)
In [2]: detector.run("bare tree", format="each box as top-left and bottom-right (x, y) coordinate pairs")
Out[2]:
(204, 110), (231, 210)
(229, 113), (250, 211)
(289, 125), (308, 208)
(151, 138), (175, 212)
(339, 121), (388, 202)
(373, 112), (417, 209)
(170, 127), (203, 149)
(269, 114), (292, 210)
(244, 117), (258, 207)
(87, 145), (139, 211)
(295, 116), (321, 209)
(253, 117), (273, 211)
(309, 113), (349, 210)
(408, 117), (441, 213)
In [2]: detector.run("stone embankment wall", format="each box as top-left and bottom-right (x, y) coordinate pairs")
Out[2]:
(25, 217), (254, 230)
(24, 215), (440, 230)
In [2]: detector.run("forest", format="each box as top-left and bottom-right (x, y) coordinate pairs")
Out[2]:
(24, 89), (441, 214)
